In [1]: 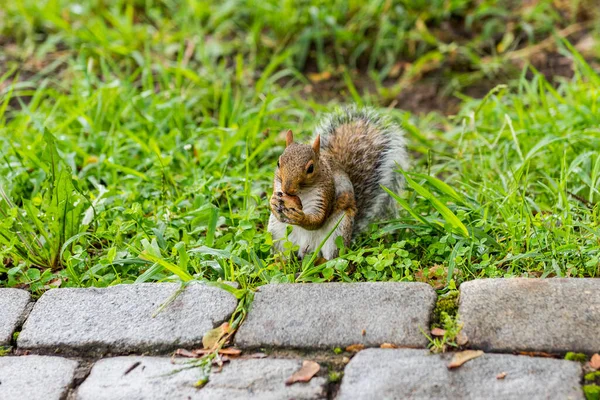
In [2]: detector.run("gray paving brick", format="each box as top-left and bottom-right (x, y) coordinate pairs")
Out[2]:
(337, 349), (583, 400)
(77, 356), (327, 400)
(236, 282), (436, 349)
(0, 288), (30, 346)
(18, 283), (238, 355)
(0, 356), (78, 400)
(459, 278), (600, 353)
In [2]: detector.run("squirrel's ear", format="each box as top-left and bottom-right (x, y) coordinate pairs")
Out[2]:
(312, 134), (320, 155)
(285, 130), (294, 147)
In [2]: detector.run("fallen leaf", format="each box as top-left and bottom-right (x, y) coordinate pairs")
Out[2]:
(415, 264), (448, 289)
(217, 348), (241, 356)
(380, 343), (398, 349)
(590, 353), (600, 370)
(285, 360), (320, 385)
(345, 344), (365, 353)
(431, 328), (446, 337)
(202, 322), (230, 350)
(496, 372), (507, 379)
(308, 71), (331, 83)
(314, 257), (328, 266)
(456, 333), (468, 346)
(212, 355), (230, 366)
(191, 347), (242, 356)
(47, 278), (62, 288)
(447, 350), (484, 369)
(174, 348), (198, 358)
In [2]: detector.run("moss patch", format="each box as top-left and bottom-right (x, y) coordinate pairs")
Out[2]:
(564, 352), (587, 362)
(0, 346), (11, 356)
(431, 290), (459, 328)
(585, 371), (600, 384)
(328, 371), (343, 383)
(584, 385), (600, 400)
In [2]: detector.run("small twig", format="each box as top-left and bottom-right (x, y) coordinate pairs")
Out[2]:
(567, 190), (595, 209)
(123, 361), (141, 375)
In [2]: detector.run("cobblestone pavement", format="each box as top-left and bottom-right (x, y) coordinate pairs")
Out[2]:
(0, 279), (597, 399)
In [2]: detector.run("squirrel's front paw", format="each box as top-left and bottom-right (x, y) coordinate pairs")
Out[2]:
(270, 193), (283, 215)
(280, 206), (305, 225)
(270, 192), (303, 224)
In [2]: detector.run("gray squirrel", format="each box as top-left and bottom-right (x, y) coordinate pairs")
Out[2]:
(268, 106), (408, 259)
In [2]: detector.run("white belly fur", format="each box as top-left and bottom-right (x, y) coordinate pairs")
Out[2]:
(268, 210), (350, 259)
(268, 172), (354, 259)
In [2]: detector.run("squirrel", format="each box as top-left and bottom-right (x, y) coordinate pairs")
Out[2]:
(268, 105), (409, 260)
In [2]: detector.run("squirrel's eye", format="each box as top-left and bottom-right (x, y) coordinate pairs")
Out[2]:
(306, 164), (314, 174)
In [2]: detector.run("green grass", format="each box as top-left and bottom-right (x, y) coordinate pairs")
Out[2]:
(0, 0), (599, 296)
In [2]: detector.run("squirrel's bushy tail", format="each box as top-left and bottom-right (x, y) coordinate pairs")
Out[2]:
(315, 105), (408, 233)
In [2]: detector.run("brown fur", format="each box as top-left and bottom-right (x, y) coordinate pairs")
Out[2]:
(322, 121), (385, 225)
(333, 191), (356, 217)
(271, 133), (335, 230)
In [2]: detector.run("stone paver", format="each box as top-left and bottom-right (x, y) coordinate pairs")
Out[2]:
(459, 278), (600, 353)
(0, 356), (78, 400)
(18, 283), (238, 355)
(0, 288), (30, 345)
(337, 348), (583, 400)
(77, 356), (327, 400)
(236, 282), (436, 349)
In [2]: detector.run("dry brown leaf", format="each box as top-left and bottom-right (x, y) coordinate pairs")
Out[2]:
(431, 328), (446, 337)
(345, 344), (365, 353)
(192, 347), (242, 356)
(415, 264), (448, 289)
(314, 257), (328, 266)
(47, 278), (62, 288)
(217, 348), (241, 356)
(447, 350), (484, 369)
(590, 353), (600, 370)
(174, 348), (198, 358)
(285, 360), (320, 385)
(202, 322), (230, 350)
(456, 333), (469, 346)
(380, 343), (398, 349)
(308, 71), (332, 83)
(496, 372), (507, 379)
(212, 355), (230, 366)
